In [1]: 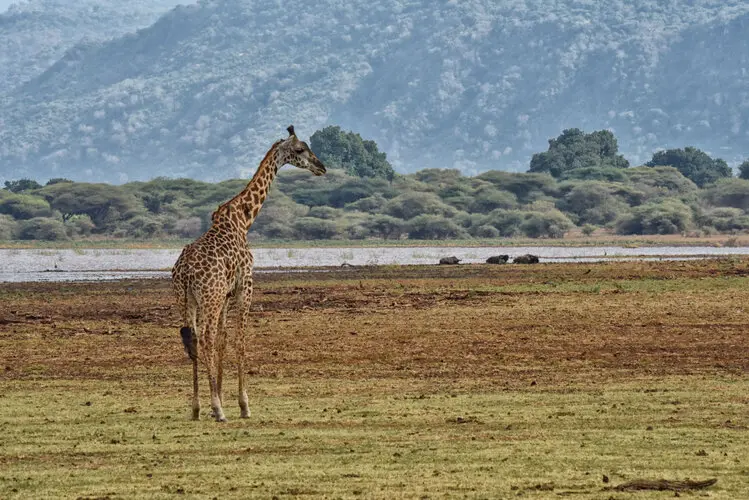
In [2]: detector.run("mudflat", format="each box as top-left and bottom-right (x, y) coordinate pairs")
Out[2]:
(1, 260), (748, 498)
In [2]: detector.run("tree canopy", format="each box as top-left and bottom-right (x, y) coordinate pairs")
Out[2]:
(646, 147), (731, 188)
(310, 126), (396, 181)
(529, 129), (629, 178)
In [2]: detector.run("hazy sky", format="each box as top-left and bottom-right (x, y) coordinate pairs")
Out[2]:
(1, 1), (16, 12)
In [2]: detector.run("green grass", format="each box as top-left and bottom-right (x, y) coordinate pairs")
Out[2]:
(0, 377), (745, 498)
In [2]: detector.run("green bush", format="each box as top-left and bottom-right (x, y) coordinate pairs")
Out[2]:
(472, 224), (500, 238)
(698, 207), (749, 232)
(173, 217), (203, 238)
(557, 181), (630, 225)
(407, 215), (468, 240)
(703, 178), (749, 211)
(362, 215), (405, 240)
(344, 194), (387, 213)
(18, 217), (68, 241)
(483, 209), (526, 237)
(64, 214), (96, 237)
(384, 192), (456, 220)
(0, 214), (18, 239)
(469, 188), (518, 213)
(520, 210), (574, 238)
(292, 217), (339, 240)
(0, 192), (54, 219)
(615, 199), (693, 235)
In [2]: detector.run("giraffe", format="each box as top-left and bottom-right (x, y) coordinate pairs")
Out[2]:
(171, 125), (326, 422)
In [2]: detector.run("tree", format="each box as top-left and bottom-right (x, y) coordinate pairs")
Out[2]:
(475, 171), (557, 204)
(362, 214), (405, 240)
(384, 192), (456, 220)
(0, 192), (54, 219)
(556, 181), (629, 225)
(292, 217), (339, 240)
(406, 215), (468, 240)
(38, 182), (142, 228)
(623, 166), (696, 201)
(469, 187), (518, 213)
(529, 128), (629, 178)
(4, 178), (42, 193)
(520, 210), (574, 238)
(310, 126), (395, 180)
(703, 178), (749, 211)
(45, 178), (73, 186)
(646, 147), (731, 188)
(615, 199), (693, 235)
(0, 214), (18, 240)
(738, 160), (749, 180)
(18, 217), (68, 241)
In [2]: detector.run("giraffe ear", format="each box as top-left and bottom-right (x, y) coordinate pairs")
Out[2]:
(287, 125), (296, 137)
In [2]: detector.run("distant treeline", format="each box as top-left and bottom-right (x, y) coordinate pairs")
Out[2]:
(2, 126), (749, 242)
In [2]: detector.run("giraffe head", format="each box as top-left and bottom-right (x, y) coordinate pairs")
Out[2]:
(278, 125), (327, 176)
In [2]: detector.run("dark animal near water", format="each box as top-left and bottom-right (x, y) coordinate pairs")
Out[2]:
(513, 254), (540, 264)
(486, 255), (509, 264)
(439, 256), (461, 265)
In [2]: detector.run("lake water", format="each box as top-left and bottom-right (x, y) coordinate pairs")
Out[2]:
(1, 246), (749, 283)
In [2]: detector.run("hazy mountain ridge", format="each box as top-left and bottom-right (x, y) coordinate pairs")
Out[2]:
(2, 0), (749, 182)
(0, 0), (187, 97)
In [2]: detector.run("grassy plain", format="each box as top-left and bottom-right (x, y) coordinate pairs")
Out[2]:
(1, 260), (749, 498)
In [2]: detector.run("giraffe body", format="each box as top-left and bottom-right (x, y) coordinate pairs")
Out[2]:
(171, 126), (325, 421)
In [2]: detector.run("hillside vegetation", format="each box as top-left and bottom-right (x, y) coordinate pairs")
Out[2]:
(1, 0), (749, 182)
(0, 0), (185, 96)
(3, 126), (749, 242)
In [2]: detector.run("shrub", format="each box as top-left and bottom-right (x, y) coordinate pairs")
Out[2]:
(174, 217), (203, 238)
(64, 214), (96, 237)
(293, 217), (339, 240)
(483, 209), (526, 237)
(703, 178), (749, 211)
(615, 199), (693, 235)
(344, 194), (387, 213)
(472, 224), (500, 238)
(384, 192), (456, 220)
(18, 217), (68, 241)
(699, 207), (749, 232)
(308, 206), (345, 220)
(469, 188), (518, 213)
(0, 214), (18, 239)
(406, 215), (468, 240)
(362, 215), (405, 240)
(519, 210), (574, 238)
(0, 192), (54, 219)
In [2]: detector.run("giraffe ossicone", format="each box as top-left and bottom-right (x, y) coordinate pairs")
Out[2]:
(171, 126), (326, 422)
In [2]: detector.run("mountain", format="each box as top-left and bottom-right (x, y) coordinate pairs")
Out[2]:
(0, 0), (188, 96)
(1, 0), (749, 183)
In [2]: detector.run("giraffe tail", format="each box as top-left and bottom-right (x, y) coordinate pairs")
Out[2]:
(180, 280), (197, 361)
(180, 326), (197, 361)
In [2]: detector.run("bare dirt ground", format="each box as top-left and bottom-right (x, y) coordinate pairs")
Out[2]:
(1, 259), (749, 498)
(2, 259), (749, 385)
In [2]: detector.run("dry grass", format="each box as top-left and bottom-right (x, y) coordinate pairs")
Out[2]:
(1, 259), (749, 498)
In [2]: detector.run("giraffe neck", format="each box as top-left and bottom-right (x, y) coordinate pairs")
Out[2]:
(217, 141), (285, 233)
